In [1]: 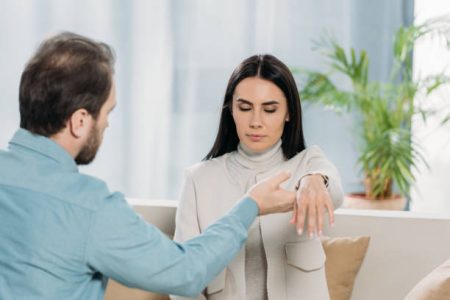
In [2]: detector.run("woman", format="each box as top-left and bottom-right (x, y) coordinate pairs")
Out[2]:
(172, 54), (343, 300)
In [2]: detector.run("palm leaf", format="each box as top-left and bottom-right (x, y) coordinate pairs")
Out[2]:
(296, 15), (450, 199)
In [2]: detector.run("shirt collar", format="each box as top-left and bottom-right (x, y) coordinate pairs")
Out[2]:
(8, 128), (78, 172)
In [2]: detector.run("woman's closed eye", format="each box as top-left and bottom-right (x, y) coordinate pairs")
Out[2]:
(238, 104), (252, 111)
(237, 106), (278, 113)
(263, 105), (278, 113)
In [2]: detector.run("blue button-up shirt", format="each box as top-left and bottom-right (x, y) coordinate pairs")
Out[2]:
(0, 129), (258, 299)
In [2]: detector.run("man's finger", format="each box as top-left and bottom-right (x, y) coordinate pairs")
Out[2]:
(267, 171), (291, 187)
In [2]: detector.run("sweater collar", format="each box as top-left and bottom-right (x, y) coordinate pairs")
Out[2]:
(233, 139), (284, 173)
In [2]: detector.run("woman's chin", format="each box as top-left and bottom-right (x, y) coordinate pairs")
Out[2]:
(243, 142), (271, 153)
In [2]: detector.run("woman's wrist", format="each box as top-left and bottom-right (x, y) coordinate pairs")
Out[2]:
(295, 173), (329, 190)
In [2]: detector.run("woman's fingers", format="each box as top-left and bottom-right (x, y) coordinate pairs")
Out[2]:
(296, 202), (306, 235)
(326, 198), (335, 227)
(294, 192), (334, 237)
(289, 201), (297, 224)
(307, 204), (317, 238)
(317, 202), (324, 236)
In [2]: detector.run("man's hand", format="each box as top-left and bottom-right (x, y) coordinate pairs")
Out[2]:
(247, 171), (296, 216)
(290, 174), (334, 238)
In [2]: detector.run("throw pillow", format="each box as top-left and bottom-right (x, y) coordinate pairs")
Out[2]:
(405, 259), (450, 300)
(321, 236), (370, 300)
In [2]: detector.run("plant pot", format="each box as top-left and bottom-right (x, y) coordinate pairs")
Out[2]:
(343, 193), (406, 210)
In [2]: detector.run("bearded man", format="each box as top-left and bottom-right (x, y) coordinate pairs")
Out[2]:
(0, 32), (295, 300)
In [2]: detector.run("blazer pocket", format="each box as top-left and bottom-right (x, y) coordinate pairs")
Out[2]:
(285, 239), (326, 272)
(206, 269), (226, 295)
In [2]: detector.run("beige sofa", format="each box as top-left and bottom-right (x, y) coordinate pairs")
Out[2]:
(105, 199), (450, 300)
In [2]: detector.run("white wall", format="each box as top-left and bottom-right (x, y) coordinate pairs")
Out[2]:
(411, 1), (450, 213)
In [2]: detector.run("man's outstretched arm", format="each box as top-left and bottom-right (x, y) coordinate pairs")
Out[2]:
(85, 172), (294, 297)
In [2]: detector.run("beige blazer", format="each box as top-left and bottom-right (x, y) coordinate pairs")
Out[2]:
(172, 146), (343, 300)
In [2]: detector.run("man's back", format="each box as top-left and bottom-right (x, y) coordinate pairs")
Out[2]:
(0, 129), (264, 300)
(0, 129), (111, 299)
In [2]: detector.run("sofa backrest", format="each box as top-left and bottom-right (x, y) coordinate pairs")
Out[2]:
(127, 198), (450, 300)
(325, 208), (450, 300)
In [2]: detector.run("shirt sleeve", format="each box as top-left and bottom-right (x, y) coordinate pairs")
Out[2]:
(85, 192), (258, 297)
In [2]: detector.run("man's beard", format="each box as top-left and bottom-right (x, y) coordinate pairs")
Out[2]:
(75, 124), (102, 165)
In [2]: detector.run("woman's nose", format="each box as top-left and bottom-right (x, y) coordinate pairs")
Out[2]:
(250, 111), (263, 128)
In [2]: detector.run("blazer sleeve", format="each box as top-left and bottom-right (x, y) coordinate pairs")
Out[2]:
(171, 171), (207, 300)
(174, 170), (202, 243)
(301, 146), (344, 209)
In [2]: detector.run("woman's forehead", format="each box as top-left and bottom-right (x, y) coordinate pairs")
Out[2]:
(233, 77), (286, 103)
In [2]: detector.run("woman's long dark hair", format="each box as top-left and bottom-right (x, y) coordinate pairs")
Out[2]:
(204, 54), (305, 160)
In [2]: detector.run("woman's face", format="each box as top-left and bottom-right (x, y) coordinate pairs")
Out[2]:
(232, 77), (289, 153)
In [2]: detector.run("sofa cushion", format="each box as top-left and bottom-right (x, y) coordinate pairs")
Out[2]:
(405, 259), (450, 300)
(321, 236), (370, 300)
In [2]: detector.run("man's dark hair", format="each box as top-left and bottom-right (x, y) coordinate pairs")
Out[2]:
(19, 32), (115, 136)
(205, 54), (306, 160)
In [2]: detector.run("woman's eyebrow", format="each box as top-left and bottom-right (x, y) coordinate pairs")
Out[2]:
(236, 98), (253, 105)
(236, 99), (279, 105)
(262, 100), (279, 105)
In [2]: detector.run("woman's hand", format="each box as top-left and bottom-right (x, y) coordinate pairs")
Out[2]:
(289, 174), (334, 238)
(248, 171), (296, 215)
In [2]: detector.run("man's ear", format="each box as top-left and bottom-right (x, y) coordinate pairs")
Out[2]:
(68, 109), (93, 139)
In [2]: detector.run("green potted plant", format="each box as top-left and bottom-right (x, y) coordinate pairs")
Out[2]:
(298, 16), (450, 209)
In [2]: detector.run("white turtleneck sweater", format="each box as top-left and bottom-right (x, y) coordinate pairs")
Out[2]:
(229, 140), (284, 300)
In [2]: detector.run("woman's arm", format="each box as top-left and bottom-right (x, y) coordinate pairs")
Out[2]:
(300, 145), (344, 209)
(291, 146), (344, 237)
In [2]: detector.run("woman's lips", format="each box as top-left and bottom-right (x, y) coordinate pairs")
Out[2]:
(247, 134), (266, 142)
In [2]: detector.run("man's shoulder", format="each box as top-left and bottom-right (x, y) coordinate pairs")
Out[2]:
(67, 172), (124, 211)
(0, 136), (124, 212)
(76, 173), (110, 195)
